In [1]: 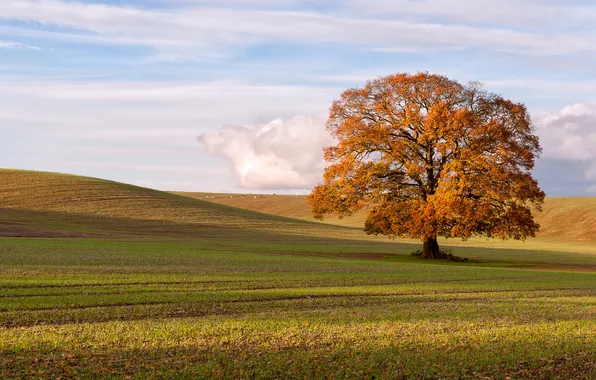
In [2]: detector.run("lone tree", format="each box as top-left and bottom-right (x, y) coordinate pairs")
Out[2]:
(308, 72), (545, 259)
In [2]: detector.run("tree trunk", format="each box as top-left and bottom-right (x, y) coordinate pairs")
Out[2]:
(421, 236), (444, 259)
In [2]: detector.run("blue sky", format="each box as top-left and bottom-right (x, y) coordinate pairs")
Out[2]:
(1, 0), (596, 194)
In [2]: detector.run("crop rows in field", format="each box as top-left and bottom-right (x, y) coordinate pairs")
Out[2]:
(1, 239), (595, 378)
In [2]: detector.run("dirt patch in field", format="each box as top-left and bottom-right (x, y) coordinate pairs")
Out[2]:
(335, 252), (394, 260)
(0, 224), (91, 238)
(530, 264), (596, 273)
(282, 251), (395, 260)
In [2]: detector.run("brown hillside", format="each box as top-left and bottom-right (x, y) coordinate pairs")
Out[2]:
(0, 169), (364, 240)
(173, 192), (367, 228)
(175, 192), (596, 243)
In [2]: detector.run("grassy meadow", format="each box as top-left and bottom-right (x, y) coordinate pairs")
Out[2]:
(1, 169), (595, 378)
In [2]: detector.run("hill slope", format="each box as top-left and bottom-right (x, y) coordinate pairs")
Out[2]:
(174, 192), (367, 228)
(4, 169), (596, 246)
(0, 170), (360, 240)
(176, 192), (596, 243)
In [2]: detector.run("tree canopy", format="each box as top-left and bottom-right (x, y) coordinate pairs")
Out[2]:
(307, 72), (545, 259)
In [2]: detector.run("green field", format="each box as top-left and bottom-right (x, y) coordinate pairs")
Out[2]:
(1, 170), (595, 378)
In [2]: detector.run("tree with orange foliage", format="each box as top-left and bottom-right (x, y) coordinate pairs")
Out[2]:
(308, 72), (545, 259)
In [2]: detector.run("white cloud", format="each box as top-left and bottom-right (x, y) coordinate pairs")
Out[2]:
(199, 115), (331, 189)
(0, 40), (39, 49)
(1, 0), (593, 59)
(0, 77), (335, 192)
(344, 0), (577, 29)
(536, 103), (596, 180)
(197, 103), (596, 193)
(2, 1), (596, 195)
(0, 79), (335, 130)
(484, 79), (596, 94)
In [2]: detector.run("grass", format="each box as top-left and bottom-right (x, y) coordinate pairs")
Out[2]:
(1, 238), (595, 378)
(1, 169), (595, 378)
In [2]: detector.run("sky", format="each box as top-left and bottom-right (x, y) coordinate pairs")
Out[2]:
(1, 0), (596, 195)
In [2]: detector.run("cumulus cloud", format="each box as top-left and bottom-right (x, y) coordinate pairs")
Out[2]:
(199, 106), (596, 193)
(199, 116), (332, 189)
(536, 103), (596, 183)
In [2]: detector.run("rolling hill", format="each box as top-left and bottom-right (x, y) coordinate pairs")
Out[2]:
(0, 169), (365, 241)
(4, 168), (596, 253)
(176, 192), (596, 244)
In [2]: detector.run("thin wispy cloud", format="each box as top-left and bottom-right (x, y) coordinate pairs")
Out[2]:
(0, 40), (39, 50)
(344, 0), (580, 28)
(1, 1), (594, 59)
